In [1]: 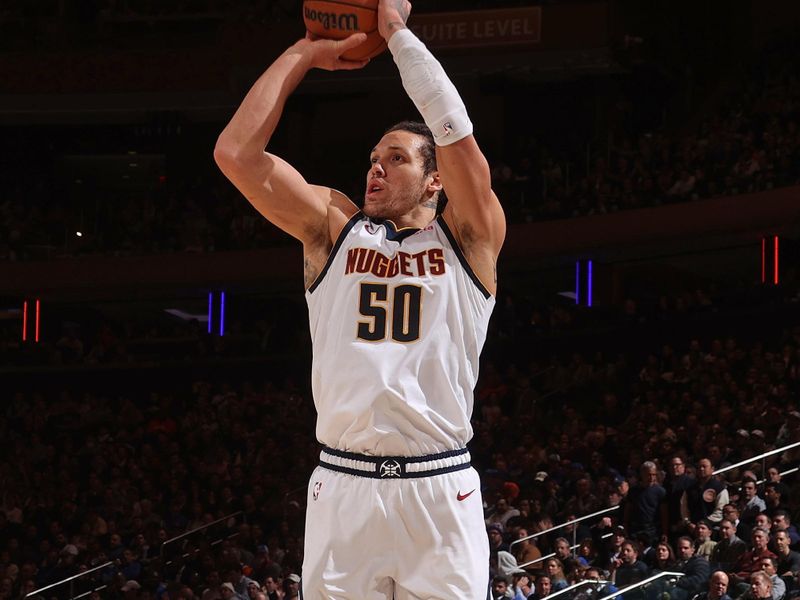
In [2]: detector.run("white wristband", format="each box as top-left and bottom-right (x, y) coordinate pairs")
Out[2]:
(388, 29), (473, 146)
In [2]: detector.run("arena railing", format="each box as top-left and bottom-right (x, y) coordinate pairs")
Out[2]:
(546, 578), (613, 600)
(509, 505), (620, 551)
(160, 510), (243, 564)
(600, 571), (684, 600)
(26, 561), (114, 599)
(713, 440), (800, 478)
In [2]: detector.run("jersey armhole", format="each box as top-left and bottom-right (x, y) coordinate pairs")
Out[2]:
(436, 216), (493, 300)
(307, 212), (362, 294)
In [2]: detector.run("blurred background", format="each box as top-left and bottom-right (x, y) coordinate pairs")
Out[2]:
(1, 1), (799, 598)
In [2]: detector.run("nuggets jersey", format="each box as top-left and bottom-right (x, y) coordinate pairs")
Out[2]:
(305, 213), (495, 457)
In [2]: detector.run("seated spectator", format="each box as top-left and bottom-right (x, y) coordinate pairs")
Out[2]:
(748, 571), (774, 600)
(489, 523), (511, 553)
(731, 528), (778, 588)
(664, 536), (712, 600)
(773, 530), (800, 579)
(513, 528), (542, 569)
(492, 575), (514, 600)
(528, 574), (552, 600)
(712, 519), (748, 572)
(696, 520), (718, 561)
(739, 478), (767, 526)
(611, 540), (649, 589)
(764, 484), (790, 521)
(695, 571), (734, 600)
(759, 556), (786, 600)
(487, 497), (522, 529)
(543, 558), (569, 592)
(652, 540), (677, 574)
(771, 511), (800, 548)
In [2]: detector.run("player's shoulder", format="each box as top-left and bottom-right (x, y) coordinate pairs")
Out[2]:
(309, 185), (362, 244)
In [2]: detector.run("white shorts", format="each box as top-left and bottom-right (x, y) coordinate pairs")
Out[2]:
(302, 449), (490, 600)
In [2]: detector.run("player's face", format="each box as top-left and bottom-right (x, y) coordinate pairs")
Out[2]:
(365, 130), (439, 221)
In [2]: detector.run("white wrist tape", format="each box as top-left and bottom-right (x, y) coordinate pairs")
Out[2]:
(388, 29), (473, 146)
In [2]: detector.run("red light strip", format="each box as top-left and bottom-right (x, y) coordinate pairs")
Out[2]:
(774, 236), (779, 285)
(35, 299), (40, 343)
(22, 300), (28, 341)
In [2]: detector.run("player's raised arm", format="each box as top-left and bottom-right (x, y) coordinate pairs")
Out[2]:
(378, 0), (505, 288)
(213, 34), (369, 245)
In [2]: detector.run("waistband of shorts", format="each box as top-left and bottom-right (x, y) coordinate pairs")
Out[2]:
(319, 446), (471, 479)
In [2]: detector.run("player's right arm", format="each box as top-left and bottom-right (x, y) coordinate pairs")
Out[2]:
(213, 34), (369, 246)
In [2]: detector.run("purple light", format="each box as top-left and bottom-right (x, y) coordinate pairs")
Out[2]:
(220, 291), (225, 337)
(207, 292), (213, 334)
(588, 260), (593, 307)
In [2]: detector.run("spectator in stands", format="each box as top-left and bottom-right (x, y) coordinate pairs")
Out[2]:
(696, 520), (718, 561)
(739, 478), (767, 526)
(487, 497), (522, 529)
(667, 454), (695, 539)
(773, 530), (800, 578)
(772, 511), (800, 547)
(491, 574), (512, 600)
(664, 536), (712, 600)
(544, 558), (569, 592)
(489, 523), (511, 553)
(764, 484), (790, 521)
(529, 574), (551, 600)
(283, 573), (300, 599)
(553, 537), (580, 576)
(513, 528), (542, 569)
(758, 556), (786, 600)
(625, 461), (668, 547)
(652, 540), (677, 574)
(689, 458), (729, 525)
(712, 519), (749, 573)
(749, 570), (774, 600)
(263, 576), (281, 600)
(731, 528), (778, 588)
(695, 571), (733, 600)
(611, 540), (648, 588)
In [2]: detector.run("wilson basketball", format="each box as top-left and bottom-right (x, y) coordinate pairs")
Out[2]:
(303, 0), (387, 61)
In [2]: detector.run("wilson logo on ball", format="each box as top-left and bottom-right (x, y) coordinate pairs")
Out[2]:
(304, 6), (359, 32)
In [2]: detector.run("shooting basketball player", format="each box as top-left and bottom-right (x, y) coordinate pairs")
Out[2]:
(214, 1), (505, 598)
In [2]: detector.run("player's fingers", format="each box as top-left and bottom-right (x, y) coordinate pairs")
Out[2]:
(337, 32), (368, 52)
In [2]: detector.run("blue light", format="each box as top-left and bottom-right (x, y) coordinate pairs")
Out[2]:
(220, 291), (225, 337)
(207, 292), (213, 334)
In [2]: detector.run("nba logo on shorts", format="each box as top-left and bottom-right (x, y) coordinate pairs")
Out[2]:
(313, 481), (323, 501)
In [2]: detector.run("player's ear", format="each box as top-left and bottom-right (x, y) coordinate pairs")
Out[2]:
(427, 171), (443, 193)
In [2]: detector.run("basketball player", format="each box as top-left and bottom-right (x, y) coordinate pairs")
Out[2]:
(214, 1), (505, 598)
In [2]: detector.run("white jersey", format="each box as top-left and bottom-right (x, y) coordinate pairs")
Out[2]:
(305, 213), (495, 456)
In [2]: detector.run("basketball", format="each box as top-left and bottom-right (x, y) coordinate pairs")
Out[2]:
(303, 0), (387, 61)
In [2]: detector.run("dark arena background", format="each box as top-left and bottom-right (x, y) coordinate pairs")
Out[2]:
(2, 1), (800, 599)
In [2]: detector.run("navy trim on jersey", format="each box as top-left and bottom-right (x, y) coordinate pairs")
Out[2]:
(320, 446), (470, 479)
(323, 446), (468, 463)
(319, 459), (470, 480)
(377, 218), (421, 243)
(436, 216), (492, 299)
(307, 212), (363, 295)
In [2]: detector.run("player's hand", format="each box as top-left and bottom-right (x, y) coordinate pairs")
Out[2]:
(378, 0), (411, 41)
(303, 32), (370, 71)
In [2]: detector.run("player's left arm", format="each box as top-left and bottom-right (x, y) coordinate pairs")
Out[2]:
(379, 0), (506, 294)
